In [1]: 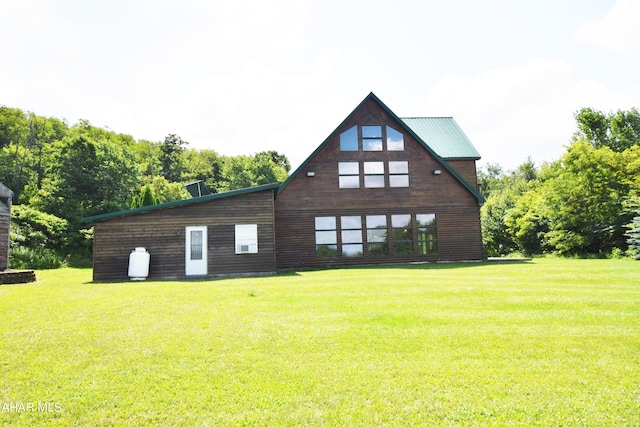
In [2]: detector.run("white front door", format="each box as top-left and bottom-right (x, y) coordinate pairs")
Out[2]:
(185, 226), (207, 276)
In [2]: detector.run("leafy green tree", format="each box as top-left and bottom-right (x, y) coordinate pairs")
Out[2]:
(625, 202), (640, 259)
(161, 134), (187, 182)
(573, 107), (640, 152)
(131, 184), (158, 209)
(539, 142), (632, 255)
(480, 159), (539, 256)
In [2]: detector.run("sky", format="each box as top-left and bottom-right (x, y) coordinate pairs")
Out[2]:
(1, 0), (639, 171)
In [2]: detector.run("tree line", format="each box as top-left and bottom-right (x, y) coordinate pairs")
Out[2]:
(480, 107), (640, 259)
(0, 106), (290, 268)
(2, 104), (639, 269)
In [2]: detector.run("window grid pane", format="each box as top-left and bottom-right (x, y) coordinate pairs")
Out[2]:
(417, 214), (438, 254)
(190, 230), (203, 260)
(386, 126), (404, 151)
(315, 216), (338, 258)
(340, 125), (358, 151)
(391, 214), (412, 255)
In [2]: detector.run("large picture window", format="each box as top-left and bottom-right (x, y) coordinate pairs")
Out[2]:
(338, 162), (360, 188)
(417, 214), (438, 254)
(315, 217), (337, 258)
(392, 214), (412, 255)
(341, 216), (363, 257)
(366, 215), (388, 255)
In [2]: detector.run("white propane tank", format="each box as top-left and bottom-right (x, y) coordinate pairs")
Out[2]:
(128, 247), (150, 280)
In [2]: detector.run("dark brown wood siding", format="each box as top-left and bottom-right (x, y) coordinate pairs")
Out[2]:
(0, 211), (9, 271)
(445, 160), (478, 190)
(275, 97), (483, 269)
(92, 189), (276, 281)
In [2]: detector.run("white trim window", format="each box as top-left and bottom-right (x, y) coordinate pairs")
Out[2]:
(235, 224), (258, 254)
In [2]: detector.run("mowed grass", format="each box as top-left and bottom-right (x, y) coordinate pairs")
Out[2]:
(1, 259), (639, 426)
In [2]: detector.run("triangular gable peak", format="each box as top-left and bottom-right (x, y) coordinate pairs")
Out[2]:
(278, 92), (484, 204)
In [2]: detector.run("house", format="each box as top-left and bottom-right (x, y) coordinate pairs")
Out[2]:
(83, 93), (485, 281)
(0, 183), (12, 271)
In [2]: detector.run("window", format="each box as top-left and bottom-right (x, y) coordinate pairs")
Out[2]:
(362, 126), (383, 151)
(366, 215), (388, 255)
(190, 230), (203, 260)
(235, 224), (258, 254)
(417, 214), (438, 254)
(341, 216), (363, 257)
(340, 125), (358, 151)
(338, 162), (360, 188)
(392, 214), (412, 255)
(389, 161), (409, 187)
(364, 162), (385, 188)
(315, 217), (337, 258)
(386, 126), (404, 151)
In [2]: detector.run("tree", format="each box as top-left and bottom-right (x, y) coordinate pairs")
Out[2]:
(573, 107), (640, 152)
(536, 142), (632, 255)
(131, 184), (158, 209)
(625, 197), (640, 259)
(160, 134), (187, 182)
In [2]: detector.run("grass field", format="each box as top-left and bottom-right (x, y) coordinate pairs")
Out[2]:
(1, 258), (639, 426)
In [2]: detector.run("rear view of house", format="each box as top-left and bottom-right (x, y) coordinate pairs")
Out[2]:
(84, 93), (485, 281)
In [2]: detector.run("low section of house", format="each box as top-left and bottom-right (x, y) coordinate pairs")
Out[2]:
(83, 93), (486, 281)
(0, 183), (12, 271)
(86, 184), (279, 281)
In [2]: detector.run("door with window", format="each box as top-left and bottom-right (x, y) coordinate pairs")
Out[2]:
(185, 226), (207, 275)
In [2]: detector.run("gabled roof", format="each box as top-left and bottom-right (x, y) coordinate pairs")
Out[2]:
(82, 183), (280, 223)
(401, 117), (481, 160)
(278, 92), (484, 204)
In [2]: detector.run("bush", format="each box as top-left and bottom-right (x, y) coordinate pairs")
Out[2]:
(9, 247), (65, 270)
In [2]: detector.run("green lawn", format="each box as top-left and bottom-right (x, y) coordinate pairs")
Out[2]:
(1, 258), (639, 426)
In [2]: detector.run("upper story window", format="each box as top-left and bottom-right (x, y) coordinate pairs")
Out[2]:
(340, 126), (358, 151)
(364, 162), (385, 188)
(339, 125), (404, 152)
(338, 162), (360, 188)
(386, 126), (404, 151)
(362, 126), (383, 151)
(389, 161), (409, 187)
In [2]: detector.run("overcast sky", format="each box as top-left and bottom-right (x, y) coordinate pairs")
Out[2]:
(2, 0), (638, 171)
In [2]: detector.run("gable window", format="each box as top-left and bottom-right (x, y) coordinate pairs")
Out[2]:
(340, 125), (358, 151)
(417, 214), (438, 254)
(362, 126), (383, 151)
(386, 126), (404, 151)
(315, 216), (337, 258)
(338, 162), (360, 188)
(364, 162), (385, 188)
(389, 161), (409, 187)
(392, 214), (412, 255)
(366, 215), (388, 255)
(235, 224), (258, 254)
(341, 216), (363, 257)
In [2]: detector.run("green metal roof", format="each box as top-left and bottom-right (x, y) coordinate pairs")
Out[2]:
(401, 117), (481, 160)
(82, 183), (280, 223)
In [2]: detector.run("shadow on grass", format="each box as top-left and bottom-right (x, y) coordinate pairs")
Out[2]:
(88, 259), (535, 284)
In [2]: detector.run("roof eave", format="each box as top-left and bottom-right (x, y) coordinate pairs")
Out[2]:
(82, 182), (280, 223)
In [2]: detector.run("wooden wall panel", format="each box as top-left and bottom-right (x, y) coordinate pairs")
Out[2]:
(92, 189), (276, 281)
(0, 214), (9, 270)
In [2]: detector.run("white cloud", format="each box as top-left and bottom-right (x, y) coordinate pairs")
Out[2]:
(574, 0), (640, 65)
(425, 58), (635, 170)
